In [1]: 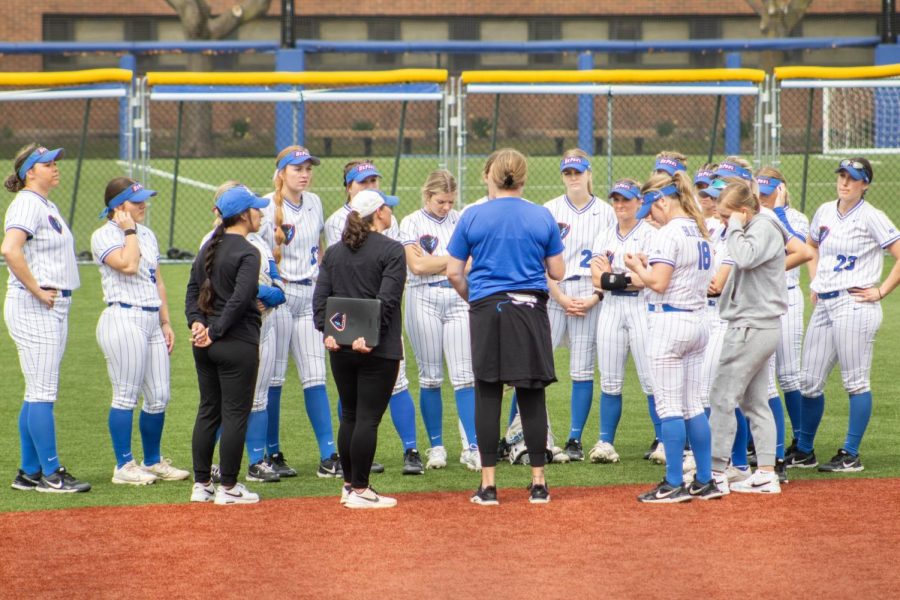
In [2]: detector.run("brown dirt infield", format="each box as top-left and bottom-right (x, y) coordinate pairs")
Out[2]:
(1, 478), (898, 599)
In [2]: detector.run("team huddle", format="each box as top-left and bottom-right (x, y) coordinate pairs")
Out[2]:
(3, 141), (898, 506)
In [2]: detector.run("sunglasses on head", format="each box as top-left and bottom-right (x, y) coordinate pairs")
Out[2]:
(839, 159), (865, 171)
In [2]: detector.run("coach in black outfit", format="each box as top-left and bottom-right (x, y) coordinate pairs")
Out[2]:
(313, 189), (406, 509)
(185, 184), (268, 505)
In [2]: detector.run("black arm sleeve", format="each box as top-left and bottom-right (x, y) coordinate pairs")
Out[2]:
(312, 248), (333, 333)
(600, 271), (631, 291)
(184, 254), (207, 328)
(376, 242), (407, 342)
(207, 248), (261, 342)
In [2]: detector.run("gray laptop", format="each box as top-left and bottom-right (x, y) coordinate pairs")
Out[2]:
(324, 297), (382, 347)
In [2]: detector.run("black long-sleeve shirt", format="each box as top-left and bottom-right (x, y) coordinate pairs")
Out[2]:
(313, 232), (406, 360)
(185, 233), (261, 345)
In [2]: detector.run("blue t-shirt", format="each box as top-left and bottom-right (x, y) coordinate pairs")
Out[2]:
(447, 197), (564, 302)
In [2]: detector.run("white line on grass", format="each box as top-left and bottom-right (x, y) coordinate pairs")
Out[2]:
(117, 161), (219, 192)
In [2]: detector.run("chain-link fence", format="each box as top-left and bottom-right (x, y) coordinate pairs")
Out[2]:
(0, 79), (132, 256)
(139, 75), (449, 257)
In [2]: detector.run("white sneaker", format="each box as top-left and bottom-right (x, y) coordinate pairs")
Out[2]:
(214, 482), (260, 505)
(725, 464), (752, 483)
(713, 471), (731, 496)
(340, 483), (351, 505)
(112, 460), (158, 486)
(142, 457), (190, 481)
(345, 487), (397, 509)
(682, 450), (696, 474)
(550, 446), (570, 464)
(649, 441), (667, 465)
(425, 446), (448, 469)
(460, 447), (482, 472)
(190, 481), (215, 503)
(730, 469), (781, 494)
(588, 441), (620, 464)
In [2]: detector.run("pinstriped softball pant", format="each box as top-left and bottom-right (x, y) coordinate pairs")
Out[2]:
(647, 311), (709, 420)
(548, 278), (599, 381)
(404, 285), (473, 389)
(596, 294), (653, 395)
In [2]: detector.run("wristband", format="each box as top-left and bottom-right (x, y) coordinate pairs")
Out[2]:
(600, 272), (630, 291)
(594, 289), (604, 301)
(123, 228), (137, 236)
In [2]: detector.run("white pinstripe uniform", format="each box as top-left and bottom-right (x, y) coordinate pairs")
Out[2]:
(800, 200), (899, 396)
(92, 221), (168, 413)
(645, 218), (713, 420)
(325, 204), (410, 394)
(699, 220), (734, 408)
(260, 192), (327, 391)
(591, 219), (655, 395)
(4, 190), (80, 403)
(544, 195), (615, 380)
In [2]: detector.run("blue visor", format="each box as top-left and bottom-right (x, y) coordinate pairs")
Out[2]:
(655, 157), (686, 176)
(699, 178), (728, 200)
(835, 159), (870, 183)
(277, 149), (321, 171)
(636, 184), (678, 220)
(18, 147), (64, 180)
(756, 176), (782, 196)
(560, 156), (591, 173)
(216, 185), (270, 219)
(608, 181), (641, 200)
(694, 169), (714, 186)
(99, 182), (157, 218)
(715, 162), (753, 182)
(345, 163), (382, 185)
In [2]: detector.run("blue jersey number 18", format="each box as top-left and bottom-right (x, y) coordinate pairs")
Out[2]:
(697, 241), (711, 271)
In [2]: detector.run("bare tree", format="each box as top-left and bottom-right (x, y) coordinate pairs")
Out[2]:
(165, 1), (274, 155)
(745, 0), (814, 72)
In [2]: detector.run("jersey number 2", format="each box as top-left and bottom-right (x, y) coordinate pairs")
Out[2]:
(697, 241), (711, 271)
(833, 255), (857, 272)
(579, 249), (592, 268)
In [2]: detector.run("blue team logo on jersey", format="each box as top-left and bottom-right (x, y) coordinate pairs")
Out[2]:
(330, 312), (347, 332)
(419, 234), (439, 254)
(47, 215), (63, 234)
(281, 224), (296, 245)
(557, 222), (571, 239)
(819, 225), (830, 243)
(606, 250), (615, 263)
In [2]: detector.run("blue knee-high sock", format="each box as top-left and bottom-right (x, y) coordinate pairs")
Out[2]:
(304, 384), (335, 459)
(783, 390), (803, 440)
(28, 402), (60, 474)
(660, 416), (687, 486)
(731, 408), (749, 467)
(768, 397), (785, 460)
(108, 407), (134, 468)
(245, 410), (268, 464)
(568, 380), (594, 440)
(266, 386), (282, 455)
(686, 414), (712, 484)
(419, 386), (443, 447)
(647, 395), (662, 440)
(844, 391), (873, 456)
(139, 410), (165, 466)
(390, 389), (417, 451)
(18, 403), (40, 475)
(599, 393), (623, 444)
(508, 393), (518, 426)
(454, 386), (477, 447)
(798, 394), (825, 453)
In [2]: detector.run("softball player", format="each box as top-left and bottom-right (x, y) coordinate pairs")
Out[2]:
(624, 171), (721, 503)
(92, 178), (189, 486)
(260, 147), (337, 479)
(791, 158), (900, 472)
(324, 160), (424, 474)
(653, 151), (688, 178)
(588, 179), (656, 464)
(4, 145), (90, 494)
(400, 169), (478, 470)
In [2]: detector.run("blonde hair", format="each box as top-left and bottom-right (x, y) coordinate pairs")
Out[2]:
(756, 165), (790, 206)
(271, 145), (313, 263)
(561, 147), (593, 194)
(487, 148), (527, 191)
(719, 179), (760, 214)
(722, 155), (759, 197)
(642, 171), (708, 239)
(656, 150), (687, 165)
(421, 169), (457, 206)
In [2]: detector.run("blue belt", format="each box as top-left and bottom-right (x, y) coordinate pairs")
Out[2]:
(817, 290), (842, 300)
(287, 278), (313, 286)
(109, 302), (160, 312)
(648, 303), (693, 313)
(40, 287), (72, 297)
(563, 275), (582, 282)
(427, 280), (453, 288)
(610, 290), (639, 297)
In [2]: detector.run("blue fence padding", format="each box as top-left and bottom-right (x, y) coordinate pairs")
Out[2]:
(118, 54), (135, 163)
(875, 89), (900, 148)
(577, 52), (594, 155)
(725, 53), (741, 156)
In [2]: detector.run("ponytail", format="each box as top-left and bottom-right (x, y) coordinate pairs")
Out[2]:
(272, 173), (286, 263)
(672, 171), (709, 240)
(5, 142), (39, 194)
(342, 210), (374, 251)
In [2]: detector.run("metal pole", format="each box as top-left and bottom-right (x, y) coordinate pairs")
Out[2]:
(606, 93), (613, 189)
(707, 95), (722, 164)
(281, 0), (295, 48)
(883, 0), (895, 44)
(168, 101), (184, 252)
(69, 97), (92, 228)
(490, 93), (500, 152)
(800, 88), (815, 214)
(391, 100), (408, 196)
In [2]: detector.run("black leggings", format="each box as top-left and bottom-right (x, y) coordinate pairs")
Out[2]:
(330, 351), (399, 489)
(474, 379), (548, 468)
(191, 337), (259, 487)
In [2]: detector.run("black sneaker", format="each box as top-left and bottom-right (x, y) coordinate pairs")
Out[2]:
(402, 449), (425, 475)
(317, 453), (343, 478)
(266, 452), (297, 478)
(785, 438), (799, 460)
(370, 461), (385, 474)
(35, 467), (91, 493)
(470, 485), (499, 506)
(497, 438), (511, 461)
(688, 478), (725, 500)
(527, 483), (551, 504)
(247, 460), (281, 483)
(775, 459), (789, 483)
(818, 449), (864, 473)
(643, 439), (660, 460)
(564, 438), (584, 462)
(785, 448), (818, 469)
(211, 464), (221, 484)
(638, 480), (690, 504)
(11, 469), (42, 491)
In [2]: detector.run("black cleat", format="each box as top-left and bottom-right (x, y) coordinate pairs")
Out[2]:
(210, 464), (221, 484)
(370, 461), (385, 474)
(818, 449), (864, 473)
(785, 448), (818, 469)
(402, 449), (425, 475)
(775, 459), (789, 483)
(497, 438), (511, 461)
(643, 439), (660, 460)
(471, 485), (499, 506)
(35, 467), (91, 494)
(785, 438), (799, 460)
(638, 480), (691, 504)
(564, 438), (584, 462)
(247, 460), (281, 483)
(688, 478), (725, 500)
(528, 483), (551, 504)
(266, 452), (297, 477)
(317, 453), (343, 478)
(11, 469), (41, 491)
